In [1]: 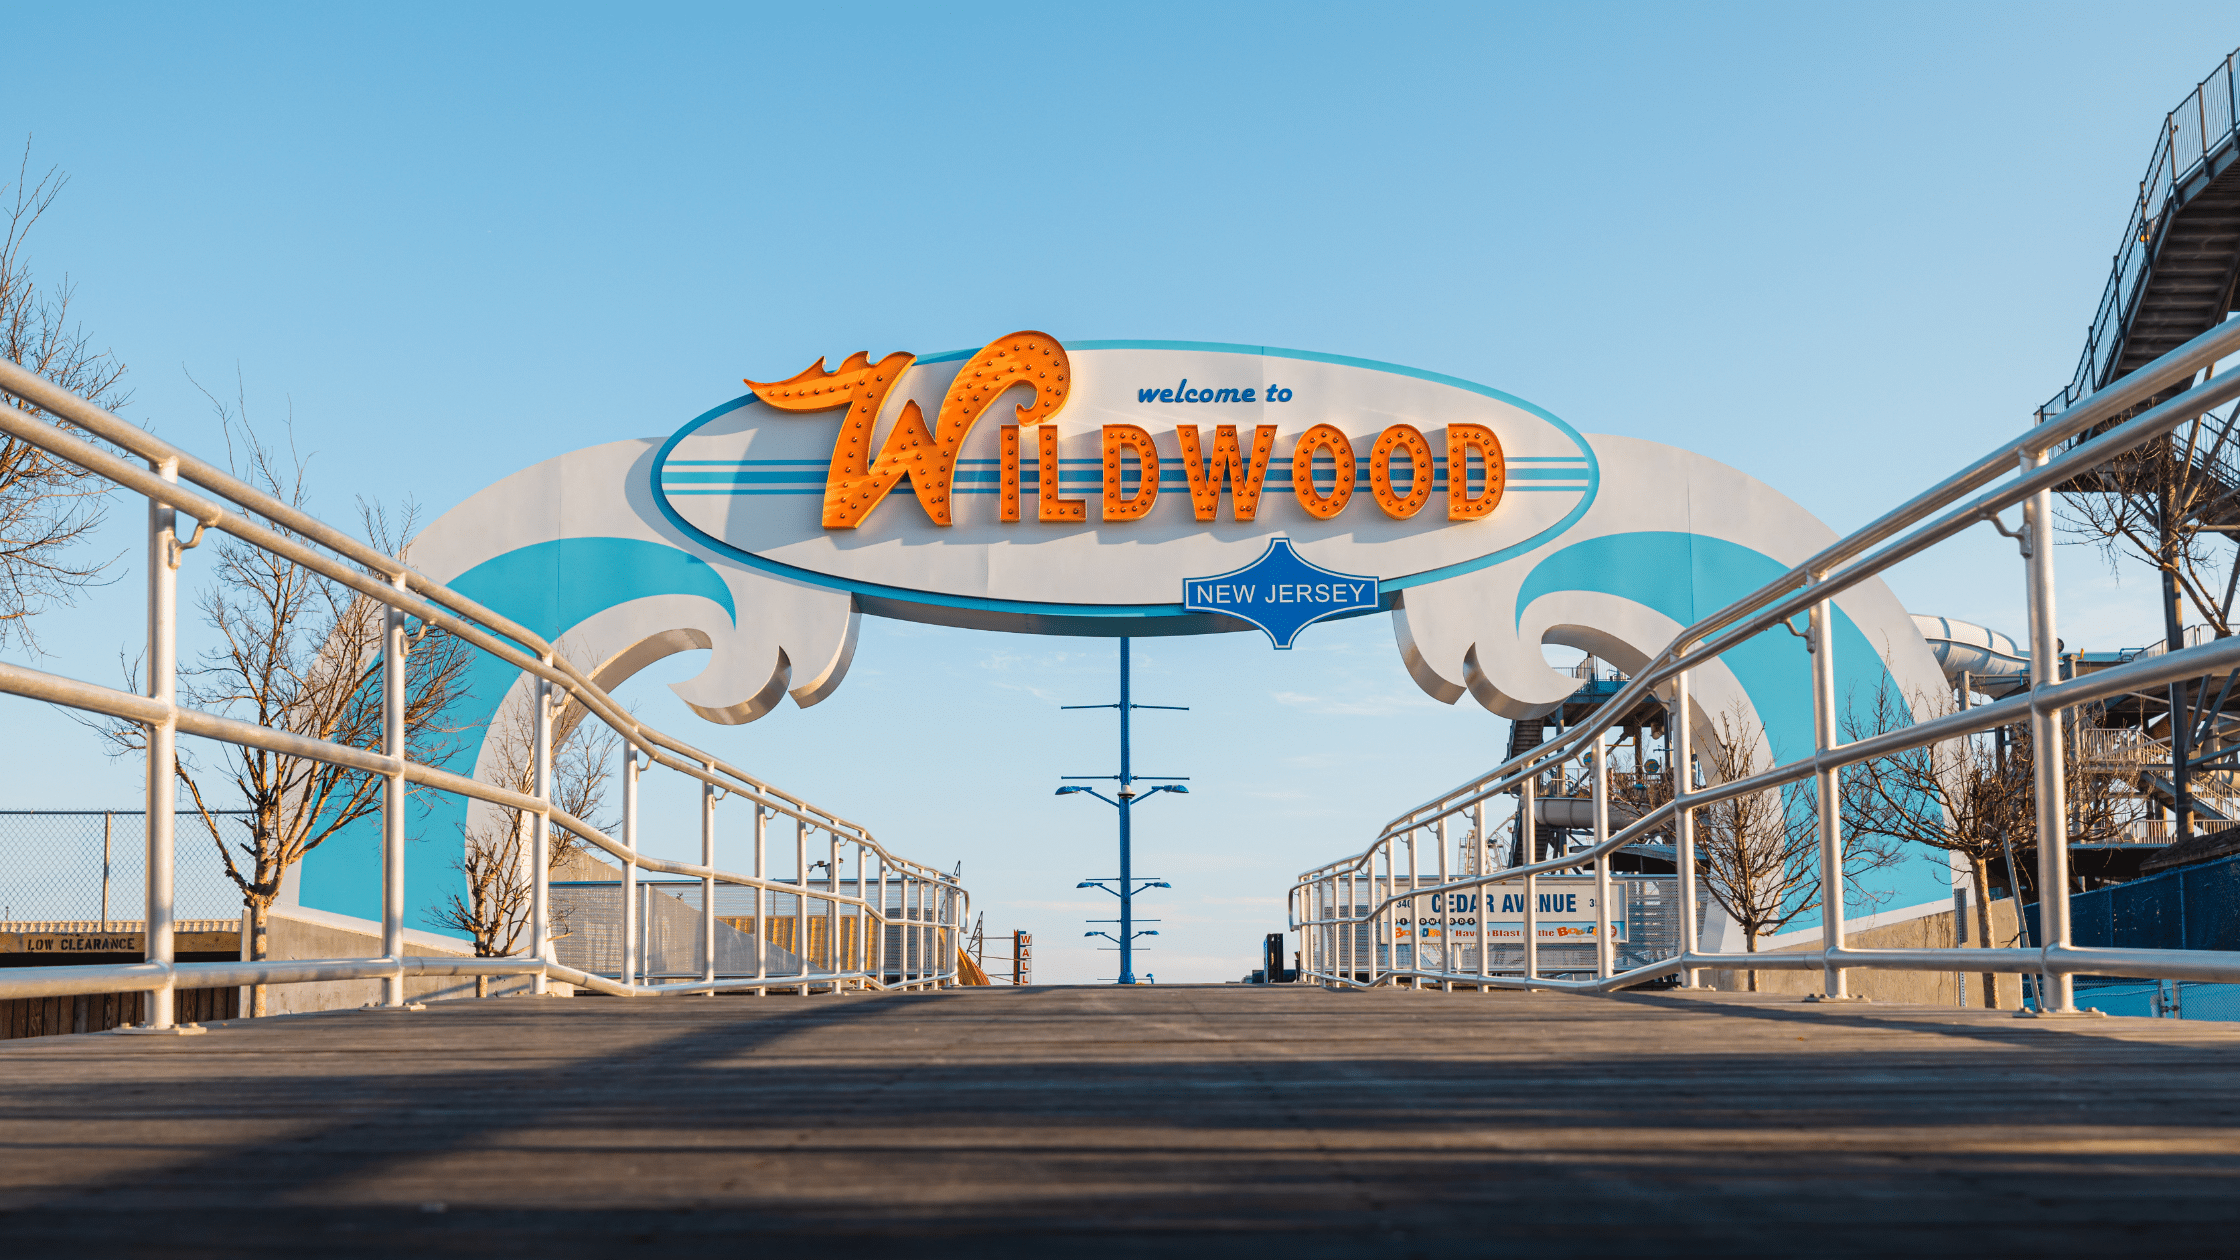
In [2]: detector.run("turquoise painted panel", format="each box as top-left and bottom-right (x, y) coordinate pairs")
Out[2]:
(296, 538), (737, 937)
(1516, 532), (1949, 915)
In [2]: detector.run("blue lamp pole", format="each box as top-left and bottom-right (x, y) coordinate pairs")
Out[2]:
(1059, 637), (1186, 984)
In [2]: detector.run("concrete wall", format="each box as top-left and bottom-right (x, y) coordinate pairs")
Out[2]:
(1703, 900), (2028, 1008)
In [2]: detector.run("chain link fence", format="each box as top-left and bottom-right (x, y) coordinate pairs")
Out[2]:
(0, 811), (253, 925)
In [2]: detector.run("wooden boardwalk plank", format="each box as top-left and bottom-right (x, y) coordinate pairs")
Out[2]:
(1, 987), (2237, 1256)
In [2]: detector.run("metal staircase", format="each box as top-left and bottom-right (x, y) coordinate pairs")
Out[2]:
(2044, 50), (2240, 421)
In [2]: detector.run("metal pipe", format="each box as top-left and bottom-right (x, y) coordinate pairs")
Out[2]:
(2024, 452), (2077, 1014)
(1472, 798), (1490, 986)
(144, 458), (179, 1030)
(1435, 815), (1451, 990)
(621, 749), (639, 987)
(1591, 740), (1612, 980)
(797, 815), (811, 996)
(381, 575), (408, 1008)
(702, 762), (717, 991)
(1672, 666), (1700, 988)
(754, 806), (769, 994)
(1522, 765), (1538, 986)
(531, 671), (552, 996)
(1809, 584), (1849, 1000)
(826, 827), (840, 993)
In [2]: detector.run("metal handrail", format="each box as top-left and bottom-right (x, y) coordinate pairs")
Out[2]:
(1293, 288), (2240, 1007)
(0, 359), (968, 1026)
(2042, 49), (2240, 419)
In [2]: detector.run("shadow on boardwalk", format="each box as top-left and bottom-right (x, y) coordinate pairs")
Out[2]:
(2, 986), (2236, 1258)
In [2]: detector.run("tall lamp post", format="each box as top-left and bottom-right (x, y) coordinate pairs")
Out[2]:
(1059, 637), (1187, 985)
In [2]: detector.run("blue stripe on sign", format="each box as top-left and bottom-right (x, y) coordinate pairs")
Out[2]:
(662, 472), (829, 485)
(664, 459), (832, 466)
(664, 489), (827, 496)
(1506, 468), (1591, 481)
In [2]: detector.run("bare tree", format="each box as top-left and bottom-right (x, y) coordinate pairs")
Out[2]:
(114, 403), (471, 1015)
(1841, 677), (2132, 1008)
(431, 675), (620, 994)
(2059, 400), (2240, 638)
(1691, 706), (1902, 991)
(0, 142), (130, 649)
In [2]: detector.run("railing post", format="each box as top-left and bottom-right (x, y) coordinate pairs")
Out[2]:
(1809, 578), (1853, 1001)
(826, 828), (840, 993)
(753, 805), (769, 995)
(1435, 814), (1452, 989)
(1473, 798), (1490, 988)
(380, 575), (408, 1007)
(796, 815), (811, 995)
(530, 668), (552, 996)
(1375, 838), (1391, 984)
(1591, 740), (1612, 980)
(1405, 825), (1421, 985)
(144, 458), (180, 1031)
(1522, 760), (1538, 988)
(1671, 663), (1702, 988)
(2024, 450), (2079, 1014)
(701, 762), (717, 991)
(621, 747), (639, 988)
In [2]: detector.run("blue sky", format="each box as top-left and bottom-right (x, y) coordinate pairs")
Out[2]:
(2, 4), (2236, 980)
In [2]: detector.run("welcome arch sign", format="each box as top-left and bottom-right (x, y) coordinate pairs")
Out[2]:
(293, 331), (1953, 933)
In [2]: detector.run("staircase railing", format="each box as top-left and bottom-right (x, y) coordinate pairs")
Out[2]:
(0, 359), (967, 1030)
(2042, 50), (2240, 420)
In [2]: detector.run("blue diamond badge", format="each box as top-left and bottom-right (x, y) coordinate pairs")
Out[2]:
(1182, 537), (1381, 649)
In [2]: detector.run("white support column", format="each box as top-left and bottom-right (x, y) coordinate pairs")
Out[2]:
(1808, 580), (1854, 1001)
(380, 575), (408, 1007)
(1522, 762), (1539, 988)
(1592, 739), (1613, 980)
(701, 762), (717, 991)
(876, 851), (889, 987)
(826, 828), (840, 993)
(796, 815), (811, 996)
(1672, 664), (1702, 988)
(1473, 798), (1490, 987)
(754, 806), (769, 995)
(2024, 451), (2079, 1014)
(1405, 825), (1421, 985)
(530, 669), (553, 996)
(621, 748), (639, 988)
(144, 458), (180, 1031)
(1435, 815), (1452, 990)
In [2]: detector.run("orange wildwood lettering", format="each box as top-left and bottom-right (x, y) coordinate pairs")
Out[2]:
(1446, 423), (1505, 520)
(1101, 424), (1160, 521)
(745, 331), (1071, 528)
(1175, 424), (1277, 521)
(1368, 424), (1436, 520)
(1038, 425), (1085, 522)
(1290, 424), (1356, 520)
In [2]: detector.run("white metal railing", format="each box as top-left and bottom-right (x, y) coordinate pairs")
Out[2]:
(0, 359), (968, 1030)
(1293, 312), (2240, 1011)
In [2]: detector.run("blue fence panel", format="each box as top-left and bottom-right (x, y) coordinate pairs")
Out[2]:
(2109, 872), (2184, 950)
(2031, 854), (2240, 1021)
(2181, 860), (2240, 951)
